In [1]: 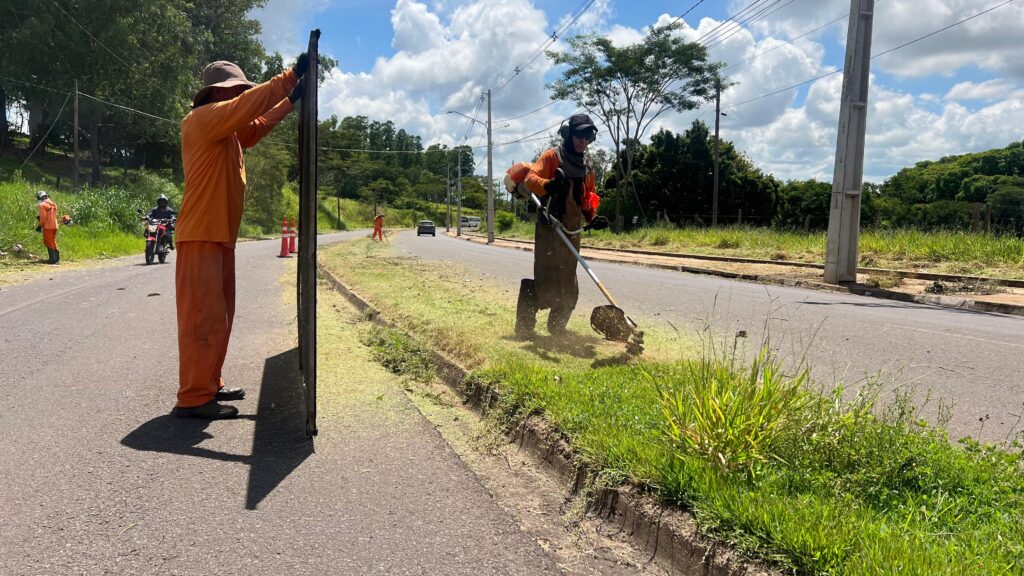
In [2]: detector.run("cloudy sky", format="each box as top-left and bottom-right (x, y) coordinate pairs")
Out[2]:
(251, 0), (1024, 183)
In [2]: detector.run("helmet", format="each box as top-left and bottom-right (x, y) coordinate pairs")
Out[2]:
(157, 194), (168, 206)
(36, 191), (48, 201)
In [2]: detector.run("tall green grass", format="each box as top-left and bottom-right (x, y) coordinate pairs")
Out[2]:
(1, 175), (163, 263)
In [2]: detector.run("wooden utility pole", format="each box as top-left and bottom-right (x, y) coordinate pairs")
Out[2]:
(824, 0), (874, 283)
(712, 77), (721, 226)
(73, 79), (79, 193)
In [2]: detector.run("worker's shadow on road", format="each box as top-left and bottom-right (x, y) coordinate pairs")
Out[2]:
(120, 348), (313, 511)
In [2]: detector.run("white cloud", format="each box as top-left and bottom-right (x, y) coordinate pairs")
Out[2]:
(945, 79), (1020, 101)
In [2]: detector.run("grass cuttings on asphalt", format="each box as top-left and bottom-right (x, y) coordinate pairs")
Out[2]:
(500, 221), (1024, 279)
(320, 239), (1024, 575)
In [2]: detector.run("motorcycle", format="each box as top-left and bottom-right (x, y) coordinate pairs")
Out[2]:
(139, 210), (175, 265)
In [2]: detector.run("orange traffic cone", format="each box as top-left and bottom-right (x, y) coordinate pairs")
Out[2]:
(277, 216), (291, 258)
(289, 217), (298, 254)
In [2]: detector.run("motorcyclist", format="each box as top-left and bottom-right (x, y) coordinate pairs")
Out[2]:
(147, 194), (176, 249)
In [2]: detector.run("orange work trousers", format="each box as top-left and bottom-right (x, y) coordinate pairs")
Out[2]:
(372, 226), (383, 241)
(175, 241), (235, 408)
(42, 228), (58, 250)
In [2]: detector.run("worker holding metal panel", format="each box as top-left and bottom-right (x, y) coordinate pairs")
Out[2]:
(172, 56), (309, 420)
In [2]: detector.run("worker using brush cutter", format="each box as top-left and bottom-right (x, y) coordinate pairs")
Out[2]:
(36, 191), (60, 265)
(511, 113), (608, 338)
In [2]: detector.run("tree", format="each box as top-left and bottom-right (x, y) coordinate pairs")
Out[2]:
(548, 22), (721, 231)
(360, 179), (401, 213)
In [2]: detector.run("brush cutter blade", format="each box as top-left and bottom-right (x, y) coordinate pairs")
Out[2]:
(590, 305), (644, 355)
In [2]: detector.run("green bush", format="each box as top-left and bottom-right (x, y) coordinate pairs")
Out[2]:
(496, 211), (514, 232)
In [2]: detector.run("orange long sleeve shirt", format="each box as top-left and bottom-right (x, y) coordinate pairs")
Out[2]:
(37, 199), (59, 230)
(524, 149), (600, 221)
(176, 69), (299, 244)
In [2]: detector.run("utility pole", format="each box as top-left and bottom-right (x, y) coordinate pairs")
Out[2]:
(712, 77), (720, 227)
(73, 79), (79, 193)
(456, 149), (463, 237)
(445, 152), (452, 232)
(825, 0), (874, 283)
(486, 89), (495, 243)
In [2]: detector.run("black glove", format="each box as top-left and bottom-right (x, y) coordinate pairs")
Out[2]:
(35, 225), (42, 233)
(288, 75), (306, 104)
(293, 52), (309, 77)
(543, 167), (569, 196)
(585, 215), (609, 231)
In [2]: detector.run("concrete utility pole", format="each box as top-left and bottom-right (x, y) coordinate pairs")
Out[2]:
(712, 77), (720, 226)
(73, 79), (79, 193)
(445, 152), (452, 232)
(825, 0), (874, 283)
(486, 89), (495, 243)
(456, 150), (463, 237)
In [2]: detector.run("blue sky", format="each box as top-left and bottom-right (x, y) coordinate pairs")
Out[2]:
(252, 0), (1024, 182)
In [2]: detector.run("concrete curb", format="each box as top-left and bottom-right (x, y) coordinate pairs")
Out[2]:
(451, 232), (1024, 318)
(317, 258), (780, 576)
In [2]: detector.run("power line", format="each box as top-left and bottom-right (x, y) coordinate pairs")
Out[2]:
(724, 11), (848, 71)
(494, 100), (559, 123)
(48, 0), (177, 101)
(490, 0), (597, 93)
(722, 0), (1017, 112)
(704, 0), (802, 50)
(695, 0), (774, 45)
(76, 92), (179, 124)
(18, 91), (73, 171)
(0, 75), (70, 95)
(667, 0), (707, 28)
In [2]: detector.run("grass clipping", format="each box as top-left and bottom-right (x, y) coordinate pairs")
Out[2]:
(321, 238), (1024, 575)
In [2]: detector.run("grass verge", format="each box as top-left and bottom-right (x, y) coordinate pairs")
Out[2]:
(499, 221), (1024, 279)
(322, 238), (1024, 575)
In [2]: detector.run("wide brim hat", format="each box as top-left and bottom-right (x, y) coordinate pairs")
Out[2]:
(192, 61), (256, 107)
(567, 113), (596, 132)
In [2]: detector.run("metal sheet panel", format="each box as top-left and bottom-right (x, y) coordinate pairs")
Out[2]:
(298, 29), (320, 437)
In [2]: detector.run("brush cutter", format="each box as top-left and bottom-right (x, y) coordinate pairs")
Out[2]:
(527, 188), (644, 356)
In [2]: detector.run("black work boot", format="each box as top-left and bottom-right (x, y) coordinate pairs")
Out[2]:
(514, 278), (538, 339)
(46, 247), (57, 264)
(172, 400), (239, 420)
(54, 249), (60, 264)
(548, 305), (574, 337)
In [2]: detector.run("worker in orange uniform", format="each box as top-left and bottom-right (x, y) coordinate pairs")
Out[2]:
(515, 113), (608, 338)
(36, 191), (60, 264)
(172, 56), (307, 419)
(372, 213), (384, 241)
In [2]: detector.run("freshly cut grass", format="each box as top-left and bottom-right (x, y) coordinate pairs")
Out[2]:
(499, 222), (1024, 278)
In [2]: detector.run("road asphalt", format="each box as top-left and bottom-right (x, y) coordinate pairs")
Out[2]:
(0, 232), (565, 575)
(395, 231), (1024, 443)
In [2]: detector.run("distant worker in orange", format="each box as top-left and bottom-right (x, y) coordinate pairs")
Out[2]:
(372, 213), (384, 241)
(36, 191), (60, 264)
(172, 55), (307, 419)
